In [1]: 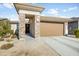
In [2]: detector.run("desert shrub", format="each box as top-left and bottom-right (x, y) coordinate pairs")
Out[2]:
(0, 19), (14, 38)
(73, 29), (79, 38)
(9, 30), (14, 35)
(0, 43), (14, 49)
(0, 31), (5, 37)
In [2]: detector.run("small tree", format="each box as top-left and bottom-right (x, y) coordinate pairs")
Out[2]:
(0, 19), (13, 38)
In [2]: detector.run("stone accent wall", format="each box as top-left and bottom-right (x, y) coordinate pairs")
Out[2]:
(18, 12), (40, 39)
(19, 13), (25, 38)
(34, 15), (40, 38)
(29, 18), (35, 37)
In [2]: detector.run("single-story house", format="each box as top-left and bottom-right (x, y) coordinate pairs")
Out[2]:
(10, 21), (18, 33)
(12, 3), (79, 39)
(0, 18), (18, 33)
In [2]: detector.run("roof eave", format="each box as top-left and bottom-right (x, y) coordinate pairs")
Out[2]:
(14, 3), (45, 13)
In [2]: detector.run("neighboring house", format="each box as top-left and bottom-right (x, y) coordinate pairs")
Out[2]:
(10, 21), (18, 33)
(68, 17), (79, 35)
(0, 18), (18, 34)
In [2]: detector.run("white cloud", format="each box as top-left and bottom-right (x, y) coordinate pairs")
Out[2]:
(9, 14), (19, 21)
(57, 16), (70, 18)
(47, 9), (60, 16)
(0, 14), (19, 21)
(68, 6), (78, 11)
(63, 6), (78, 12)
(63, 9), (67, 12)
(2, 3), (14, 9)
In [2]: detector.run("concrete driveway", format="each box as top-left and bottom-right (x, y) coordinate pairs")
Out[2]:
(40, 36), (79, 56)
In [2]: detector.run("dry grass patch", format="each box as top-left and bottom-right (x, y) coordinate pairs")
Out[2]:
(6, 39), (13, 42)
(0, 43), (14, 50)
(0, 38), (4, 41)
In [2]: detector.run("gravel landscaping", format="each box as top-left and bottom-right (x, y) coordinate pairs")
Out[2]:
(0, 38), (59, 56)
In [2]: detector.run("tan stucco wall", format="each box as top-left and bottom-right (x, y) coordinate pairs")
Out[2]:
(29, 18), (35, 37)
(34, 15), (40, 38)
(11, 24), (17, 33)
(19, 10), (40, 15)
(64, 22), (68, 35)
(40, 22), (64, 36)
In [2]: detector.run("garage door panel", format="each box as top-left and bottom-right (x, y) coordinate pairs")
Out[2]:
(40, 22), (64, 36)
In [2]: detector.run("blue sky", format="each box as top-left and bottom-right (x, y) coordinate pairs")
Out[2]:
(37, 3), (79, 17)
(0, 3), (79, 21)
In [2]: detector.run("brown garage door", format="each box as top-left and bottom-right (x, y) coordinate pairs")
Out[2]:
(40, 21), (64, 36)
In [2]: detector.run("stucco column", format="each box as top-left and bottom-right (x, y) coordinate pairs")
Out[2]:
(34, 15), (40, 38)
(64, 22), (68, 35)
(19, 13), (25, 38)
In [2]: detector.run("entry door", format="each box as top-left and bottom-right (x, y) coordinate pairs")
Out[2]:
(25, 24), (30, 34)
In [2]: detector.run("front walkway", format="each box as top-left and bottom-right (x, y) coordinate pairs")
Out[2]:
(0, 35), (59, 56)
(40, 36), (79, 56)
